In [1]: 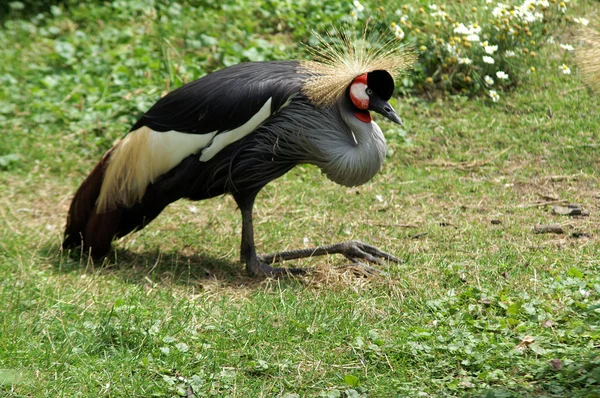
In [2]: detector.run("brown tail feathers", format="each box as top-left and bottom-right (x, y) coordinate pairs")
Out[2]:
(63, 147), (124, 257)
(63, 137), (183, 257)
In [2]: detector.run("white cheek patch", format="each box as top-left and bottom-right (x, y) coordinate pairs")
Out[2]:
(350, 83), (369, 109)
(200, 97), (273, 162)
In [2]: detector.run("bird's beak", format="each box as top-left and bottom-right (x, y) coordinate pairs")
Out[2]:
(369, 96), (403, 125)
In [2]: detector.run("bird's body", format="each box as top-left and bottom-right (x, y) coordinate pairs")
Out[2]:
(64, 45), (412, 275)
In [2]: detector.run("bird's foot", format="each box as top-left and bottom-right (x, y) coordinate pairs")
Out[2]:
(249, 240), (400, 277)
(261, 240), (402, 266)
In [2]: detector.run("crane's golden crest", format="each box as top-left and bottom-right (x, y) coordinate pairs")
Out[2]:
(299, 31), (416, 107)
(576, 24), (600, 93)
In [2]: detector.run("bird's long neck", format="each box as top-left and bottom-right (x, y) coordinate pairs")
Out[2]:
(248, 98), (386, 188)
(318, 98), (387, 187)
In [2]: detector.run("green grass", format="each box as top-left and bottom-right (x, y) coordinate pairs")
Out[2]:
(1, 0), (600, 397)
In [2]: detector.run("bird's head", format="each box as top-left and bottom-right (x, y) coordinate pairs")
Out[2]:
(348, 70), (402, 125)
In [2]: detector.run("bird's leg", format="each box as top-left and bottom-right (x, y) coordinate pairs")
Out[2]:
(259, 240), (402, 273)
(236, 196), (305, 277)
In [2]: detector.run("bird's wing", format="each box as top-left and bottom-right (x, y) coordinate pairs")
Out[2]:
(96, 61), (305, 212)
(131, 60), (305, 162)
(132, 61), (304, 135)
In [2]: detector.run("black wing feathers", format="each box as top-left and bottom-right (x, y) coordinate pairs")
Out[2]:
(131, 61), (305, 134)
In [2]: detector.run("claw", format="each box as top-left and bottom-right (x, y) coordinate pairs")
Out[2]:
(339, 240), (401, 265)
(348, 240), (403, 263)
(342, 249), (384, 265)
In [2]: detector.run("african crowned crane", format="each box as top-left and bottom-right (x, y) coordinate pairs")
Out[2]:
(63, 41), (413, 276)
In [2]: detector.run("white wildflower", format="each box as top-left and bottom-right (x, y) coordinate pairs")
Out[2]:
(446, 43), (459, 55)
(558, 2), (566, 13)
(489, 90), (500, 102)
(484, 75), (494, 85)
(560, 64), (571, 74)
(454, 23), (481, 37)
(560, 43), (574, 51)
(539, 0), (549, 7)
(485, 45), (498, 54)
(492, 4), (508, 18)
(521, 0), (535, 8)
(483, 56), (495, 64)
(431, 10), (447, 18)
(573, 17), (589, 26)
(353, 0), (364, 12)
(496, 71), (509, 80)
(469, 23), (482, 34)
(458, 57), (472, 65)
(454, 23), (470, 35)
(505, 50), (515, 57)
(466, 34), (480, 42)
(392, 24), (405, 40)
(522, 11), (537, 23)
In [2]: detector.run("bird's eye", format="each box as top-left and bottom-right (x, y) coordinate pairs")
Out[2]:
(366, 88), (373, 95)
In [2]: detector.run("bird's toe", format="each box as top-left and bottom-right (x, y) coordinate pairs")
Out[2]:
(343, 240), (403, 264)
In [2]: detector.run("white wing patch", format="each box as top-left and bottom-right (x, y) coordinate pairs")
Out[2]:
(97, 126), (218, 212)
(199, 97), (273, 162)
(97, 96), (278, 212)
(151, 128), (218, 172)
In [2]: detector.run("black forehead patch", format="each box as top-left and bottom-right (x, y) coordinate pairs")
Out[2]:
(366, 70), (395, 101)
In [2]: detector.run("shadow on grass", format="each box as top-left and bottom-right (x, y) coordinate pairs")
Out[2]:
(39, 243), (287, 290)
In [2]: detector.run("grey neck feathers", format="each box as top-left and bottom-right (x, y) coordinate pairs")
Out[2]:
(251, 97), (387, 187)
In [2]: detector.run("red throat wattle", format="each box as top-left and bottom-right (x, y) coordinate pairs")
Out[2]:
(354, 110), (372, 123)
